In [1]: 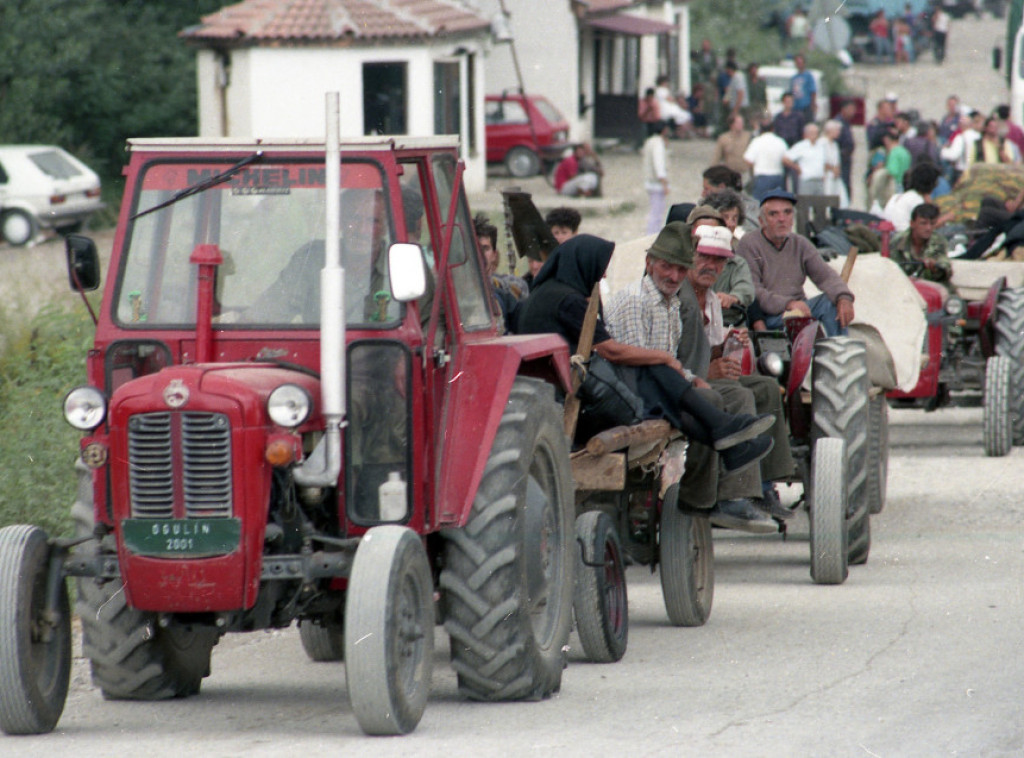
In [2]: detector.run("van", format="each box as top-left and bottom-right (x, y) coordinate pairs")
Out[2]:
(756, 63), (829, 120)
(0, 145), (104, 246)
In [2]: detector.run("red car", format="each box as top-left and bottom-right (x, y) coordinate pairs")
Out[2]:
(485, 93), (570, 178)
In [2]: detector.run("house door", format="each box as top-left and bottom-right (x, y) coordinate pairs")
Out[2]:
(591, 33), (641, 143)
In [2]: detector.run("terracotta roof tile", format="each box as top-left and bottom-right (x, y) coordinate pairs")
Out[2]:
(181, 0), (489, 45)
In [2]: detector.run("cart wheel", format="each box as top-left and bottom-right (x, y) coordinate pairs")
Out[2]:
(659, 485), (714, 626)
(573, 511), (628, 663)
(0, 525), (71, 735)
(983, 356), (1012, 457)
(345, 526), (433, 736)
(809, 438), (849, 585)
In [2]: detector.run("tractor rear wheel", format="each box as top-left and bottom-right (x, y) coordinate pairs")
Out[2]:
(993, 287), (1024, 444)
(983, 356), (1012, 457)
(0, 525), (71, 735)
(809, 438), (849, 585)
(71, 501), (219, 700)
(659, 485), (714, 627)
(345, 526), (433, 736)
(573, 510), (628, 663)
(441, 378), (574, 701)
(812, 337), (871, 566)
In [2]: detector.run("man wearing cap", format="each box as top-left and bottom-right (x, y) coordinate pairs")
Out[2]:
(604, 223), (779, 532)
(685, 204), (754, 322)
(738, 189), (855, 337)
(680, 224), (797, 527)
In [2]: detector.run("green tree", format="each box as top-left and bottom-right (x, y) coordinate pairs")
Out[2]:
(0, 0), (223, 181)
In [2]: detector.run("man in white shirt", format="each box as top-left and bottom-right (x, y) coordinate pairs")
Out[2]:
(783, 123), (827, 195)
(643, 121), (672, 234)
(744, 120), (789, 202)
(940, 111), (983, 185)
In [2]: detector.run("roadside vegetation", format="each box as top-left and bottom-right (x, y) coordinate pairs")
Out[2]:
(0, 304), (93, 535)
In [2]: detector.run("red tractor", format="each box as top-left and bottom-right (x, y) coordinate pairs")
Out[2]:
(0, 103), (578, 736)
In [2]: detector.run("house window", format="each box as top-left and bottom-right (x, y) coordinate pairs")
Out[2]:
(363, 62), (407, 135)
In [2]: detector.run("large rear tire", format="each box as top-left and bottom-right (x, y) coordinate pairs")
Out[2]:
(441, 378), (574, 701)
(573, 510), (628, 663)
(659, 485), (714, 627)
(865, 392), (889, 515)
(993, 288), (1024, 444)
(0, 525), (71, 735)
(812, 337), (871, 566)
(983, 356), (1013, 457)
(809, 438), (849, 585)
(72, 500), (219, 700)
(345, 526), (434, 736)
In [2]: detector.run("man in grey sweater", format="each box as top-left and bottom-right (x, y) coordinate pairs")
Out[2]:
(736, 189), (854, 337)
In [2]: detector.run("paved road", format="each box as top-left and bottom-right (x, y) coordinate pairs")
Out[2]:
(7, 407), (1022, 757)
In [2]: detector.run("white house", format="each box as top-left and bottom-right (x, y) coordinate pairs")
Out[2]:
(180, 0), (494, 192)
(476, 0), (692, 144)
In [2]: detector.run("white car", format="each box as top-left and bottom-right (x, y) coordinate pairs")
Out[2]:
(0, 145), (104, 246)
(757, 63), (829, 119)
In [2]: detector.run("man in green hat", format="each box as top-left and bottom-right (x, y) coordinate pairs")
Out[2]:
(604, 221), (777, 533)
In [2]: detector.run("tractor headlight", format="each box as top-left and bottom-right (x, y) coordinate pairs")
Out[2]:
(267, 384), (311, 428)
(944, 296), (965, 317)
(64, 387), (107, 431)
(758, 352), (785, 377)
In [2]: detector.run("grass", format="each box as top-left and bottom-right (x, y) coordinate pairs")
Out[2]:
(0, 303), (94, 537)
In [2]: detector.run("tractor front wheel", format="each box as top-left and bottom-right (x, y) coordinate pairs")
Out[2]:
(809, 438), (849, 585)
(983, 356), (1013, 457)
(659, 485), (714, 627)
(345, 526), (433, 736)
(0, 525), (71, 735)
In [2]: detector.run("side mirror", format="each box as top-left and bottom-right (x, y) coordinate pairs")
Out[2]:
(66, 234), (100, 292)
(388, 242), (427, 302)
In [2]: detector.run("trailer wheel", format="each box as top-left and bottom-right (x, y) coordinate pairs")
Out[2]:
(993, 288), (1024, 444)
(345, 526), (433, 736)
(299, 616), (345, 662)
(659, 485), (714, 627)
(812, 337), (871, 566)
(809, 438), (849, 585)
(441, 378), (574, 701)
(0, 525), (71, 735)
(983, 356), (1012, 457)
(71, 501), (219, 700)
(573, 510), (628, 663)
(866, 393), (890, 515)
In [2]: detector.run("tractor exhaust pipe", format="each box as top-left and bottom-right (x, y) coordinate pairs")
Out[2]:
(294, 92), (345, 487)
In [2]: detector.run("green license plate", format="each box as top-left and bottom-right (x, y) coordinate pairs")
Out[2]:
(122, 518), (241, 557)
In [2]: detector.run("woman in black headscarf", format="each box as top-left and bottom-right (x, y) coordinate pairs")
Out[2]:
(516, 234), (772, 468)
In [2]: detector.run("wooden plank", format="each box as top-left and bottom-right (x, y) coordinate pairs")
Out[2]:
(563, 281), (602, 440)
(585, 419), (673, 456)
(571, 452), (626, 491)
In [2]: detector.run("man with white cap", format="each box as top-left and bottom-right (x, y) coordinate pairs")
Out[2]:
(604, 223), (780, 533)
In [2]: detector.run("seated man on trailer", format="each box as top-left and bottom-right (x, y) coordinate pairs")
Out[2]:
(604, 223), (782, 533)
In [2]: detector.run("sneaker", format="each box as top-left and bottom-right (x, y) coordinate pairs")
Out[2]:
(720, 434), (774, 474)
(712, 412), (776, 451)
(761, 483), (796, 520)
(708, 498), (778, 534)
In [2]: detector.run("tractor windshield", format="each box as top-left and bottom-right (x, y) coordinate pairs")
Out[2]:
(116, 158), (403, 328)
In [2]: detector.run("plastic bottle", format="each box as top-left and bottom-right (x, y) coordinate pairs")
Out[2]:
(379, 472), (407, 521)
(723, 331), (744, 363)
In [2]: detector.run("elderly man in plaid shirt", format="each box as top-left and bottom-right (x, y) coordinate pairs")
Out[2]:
(604, 222), (778, 533)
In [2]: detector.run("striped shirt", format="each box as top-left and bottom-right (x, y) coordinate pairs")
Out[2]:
(604, 274), (681, 354)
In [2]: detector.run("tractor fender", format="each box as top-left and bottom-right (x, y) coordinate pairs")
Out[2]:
(435, 334), (570, 527)
(786, 321), (819, 399)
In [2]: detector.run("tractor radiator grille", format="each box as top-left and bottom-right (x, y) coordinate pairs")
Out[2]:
(127, 412), (233, 519)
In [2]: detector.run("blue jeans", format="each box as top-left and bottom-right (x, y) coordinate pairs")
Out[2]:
(750, 294), (846, 337)
(751, 174), (784, 202)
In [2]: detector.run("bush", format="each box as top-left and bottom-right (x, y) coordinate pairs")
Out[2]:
(0, 305), (93, 537)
